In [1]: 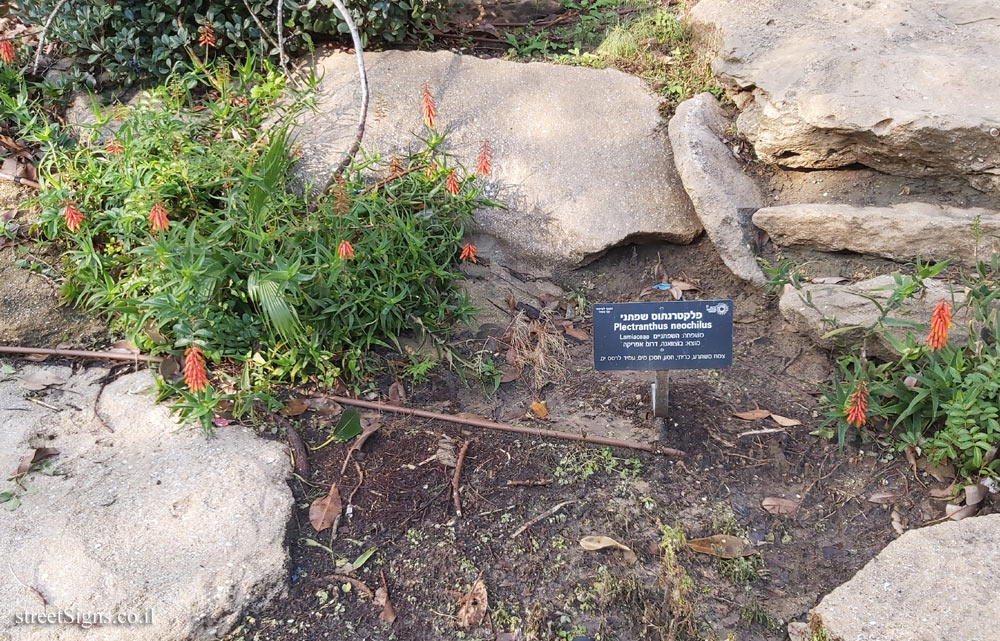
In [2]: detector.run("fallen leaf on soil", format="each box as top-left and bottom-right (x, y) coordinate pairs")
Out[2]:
(928, 484), (956, 499)
(945, 502), (978, 522)
(374, 570), (396, 624)
(761, 497), (800, 515)
(903, 375), (919, 390)
(23, 354), (49, 362)
(456, 579), (488, 629)
(917, 458), (956, 483)
(16, 371), (65, 391)
(309, 397), (342, 417)
(499, 364), (521, 384)
(286, 425), (310, 479)
(279, 398), (311, 417)
(14, 448), (59, 476)
(687, 534), (756, 559)
(309, 483), (342, 533)
(529, 401), (547, 419)
(579, 535), (632, 553)
(434, 436), (458, 468)
(1, 209), (15, 223)
(108, 340), (140, 355)
(891, 507), (906, 535)
(810, 277), (848, 284)
(867, 491), (902, 504)
(769, 413), (801, 427)
(964, 483), (988, 506)
(563, 326), (590, 342)
(388, 380), (406, 406)
(158, 354), (182, 380)
(340, 416), (382, 474)
(733, 409), (771, 421)
(671, 280), (697, 291)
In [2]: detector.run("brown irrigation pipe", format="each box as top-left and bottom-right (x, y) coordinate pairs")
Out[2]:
(328, 395), (686, 457)
(0, 345), (164, 363)
(0, 172), (40, 189)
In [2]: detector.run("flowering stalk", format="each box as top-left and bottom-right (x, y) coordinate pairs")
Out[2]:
(148, 202), (169, 232)
(925, 299), (952, 351)
(184, 344), (209, 393)
(845, 379), (868, 428)
(333, 177), (350, 216)
(104, 138), (124, 155)
(198, 24), (216, 49)
(338, 240), (355, 259)
(476, 140), (492, 177)
(62, 203), (84, 232)
(0, 41), (15, 65)
(445, 170), (459, 196)
(459, 242), (477, 263)
(421, 83), (436, 129)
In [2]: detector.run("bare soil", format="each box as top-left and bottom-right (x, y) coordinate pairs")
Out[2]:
(219, 239), (968, 641)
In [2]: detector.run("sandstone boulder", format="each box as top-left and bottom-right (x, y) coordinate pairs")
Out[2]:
(690, 0), (1000, 193)
(811, 515), (1000, 641)
(668, 93), (765, 285)
(294, 50), (702, 268)
(0, 368), (292, 641)
(754, 203), (1000, 267)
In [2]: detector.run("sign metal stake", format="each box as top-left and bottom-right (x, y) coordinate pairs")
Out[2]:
(652, 370), (670, 418)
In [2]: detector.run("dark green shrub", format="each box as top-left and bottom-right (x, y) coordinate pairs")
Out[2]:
(14, 0), (448, 83)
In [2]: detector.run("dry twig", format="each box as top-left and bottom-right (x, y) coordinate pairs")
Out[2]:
(322, 0), (369, 189)
(452, 439), (472, 517)
(31, 0), (70, 75)
(511, 499), (577, 538)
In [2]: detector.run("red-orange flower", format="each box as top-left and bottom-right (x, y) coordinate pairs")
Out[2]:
(388, 154), (402, 177)
(63, 203), (84, 232)
(845, 379), (868, 428)
(338, 240), (355, 259)
(420, 83), (436, 129)
(148, 202), (169, 232)
(445, 170), (459, 195)
(0, 41), (15, 65)
(333, 176), (349, 216)
(476, 140), (492, 177)
(198, 24), (216, 49)
(105, 138), (124, 155)
(925, 299), (952, 351)
(459, 242), (477, 263)
(425, 160), (438, 179)
(184, 344), (209, 393)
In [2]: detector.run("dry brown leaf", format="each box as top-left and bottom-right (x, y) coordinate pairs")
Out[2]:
(14, 447), (59, 476)
(687, 534), (755, 559)
(671, 280), (697, 291)
(945, 502), (978, 521)
(388, 380), (406, 406)
(456, 580), (488, 629)
(17, 371), (66, 391)
(917, 458), (956, 483)
(0, 209), (15, 223)
(928, 484), (957, 499)
(579, 535), (632, 553)
(341, 417), (382, 475)
(499, 365), (521, 384)
(158, 354), (182, 380)
(23, 353), (49, 362)
(733, 409), (771, 421)
(891, 507), (906, 535)
(867, 491), (901, 505)
(108, 340), (140, 355)
(964, 483), (988, 506)
(374, 571), (396, 624)
(279, 398), (311, 417)
(769, 413), (801, 427)
(563, 326), (590, 342)
(435, 436), (458, 468)
(761, 497), (799, 515)
(810, 277), (848, 284)
(309, 483), (342, 533)
(529, 401), (548, 419)
(309, 397), (343, 417)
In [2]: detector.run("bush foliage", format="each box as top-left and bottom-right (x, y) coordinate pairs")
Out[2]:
(14, 0), (448, 82)
(29, 61), (491, 428)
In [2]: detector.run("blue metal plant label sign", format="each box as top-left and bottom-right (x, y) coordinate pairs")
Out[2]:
(592, 300), (733, 371)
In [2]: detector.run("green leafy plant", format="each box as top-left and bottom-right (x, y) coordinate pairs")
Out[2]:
(27, 61), (494, 429)
(818, 253), (1000, 479)
(14, 0), (448, 83)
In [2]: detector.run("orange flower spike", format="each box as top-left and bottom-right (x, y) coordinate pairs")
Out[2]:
(476, 140), (492, 177)
(0, 41), (15, 65)
(184, 344), (209, 393)
(388, 154), (402, 177)
(148, 202), (169, 232)
(925, 299), (952, 351)
(445, 170), (460, 196)
(420, 83), (436, 129)
(459, 242), (477, 263)
(425, 160), (438, 179)
(62, 203), (84, 232)
(104, 138), (124, 155)
(844, 379), (868, 428)
(337, 240), (355, 260)
(198, 24), (216, 49)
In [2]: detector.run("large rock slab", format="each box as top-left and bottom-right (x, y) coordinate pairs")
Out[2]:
(295, 50), (702, 267)
(668, 93), (765, 285)
(690, 0), (1000, 193)
(779, 275), (966, 360)
(755, 203), (1000, 267)
(0, 368), (292, 641)
(810, 515), (1000, 641)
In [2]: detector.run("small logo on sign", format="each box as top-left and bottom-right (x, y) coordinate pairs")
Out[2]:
(706, 302), (730, 316)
